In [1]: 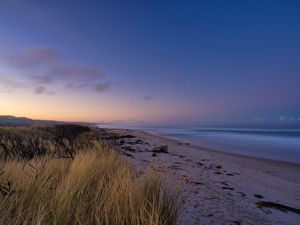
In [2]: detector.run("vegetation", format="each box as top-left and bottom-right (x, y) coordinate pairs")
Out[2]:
(0, 125), (180, 225)
(0, 125), (100, 160)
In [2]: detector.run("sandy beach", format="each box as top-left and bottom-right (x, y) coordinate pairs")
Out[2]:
(100, 128), (300, 225)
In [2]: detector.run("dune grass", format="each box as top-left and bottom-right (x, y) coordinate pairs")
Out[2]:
(0, 126), (180, 225)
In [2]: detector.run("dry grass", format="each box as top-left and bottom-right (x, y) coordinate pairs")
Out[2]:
(0, 149), (180, 225)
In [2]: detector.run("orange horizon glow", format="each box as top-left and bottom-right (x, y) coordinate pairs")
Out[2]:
(0, 89), (205, 123)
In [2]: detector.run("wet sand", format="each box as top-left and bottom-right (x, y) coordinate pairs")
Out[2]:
(100, 128), (300, 225)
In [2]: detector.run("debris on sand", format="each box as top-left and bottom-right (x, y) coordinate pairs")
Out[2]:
(152, 145), (169, 153)
(256, 201), (300, 214)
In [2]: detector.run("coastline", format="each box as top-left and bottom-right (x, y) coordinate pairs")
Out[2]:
(140, 129), (300, 165)
(101, 128), (300, 225)
(140, 129), (300, 183)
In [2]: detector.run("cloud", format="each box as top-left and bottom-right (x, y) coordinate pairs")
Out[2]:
(2, 48), (103, 79)
(29, 75), (53, 84)
(34, 86), (55, 95)
(279, 116), (288, 121)
(0, 75), (26, 92)
(3, 48), (58, 69)
(48, 63), (103, 79)
(251, 117), (265, 121)
(0, 74), (55, 95)
(279, 116), (294, 121)
(1, 47), (108, 94)
(34, 86), (47, 94)
(94, 82), (111, 93)
(143, 95), (154, 101)
(65, 83), (87, 90)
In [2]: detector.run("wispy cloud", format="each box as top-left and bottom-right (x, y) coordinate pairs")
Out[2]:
(29, 75), (53, 84)
(94, 82), (111, 93)
(48, 62), (103, 79)
(65, 83), (87, 90)
(34, 86), (47, 94)
(34, 86), (54, 95)
(3, 48), (58, 70)
(1, 47), (109, 94)
(279, 116), (297, 121)
(279, 116), (288, 121)
(143, 95), (154, 101)
(0, 75), (26, 92)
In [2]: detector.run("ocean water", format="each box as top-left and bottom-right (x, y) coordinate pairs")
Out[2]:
(100, 125), (300, 164)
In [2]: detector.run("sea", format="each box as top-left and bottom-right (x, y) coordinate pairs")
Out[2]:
(99, 124), (300, 164)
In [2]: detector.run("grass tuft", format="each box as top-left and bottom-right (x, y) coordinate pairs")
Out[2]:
(0, 125), (180, 225)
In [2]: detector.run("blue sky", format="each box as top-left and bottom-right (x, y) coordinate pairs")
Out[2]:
(0, 0), (300, 123)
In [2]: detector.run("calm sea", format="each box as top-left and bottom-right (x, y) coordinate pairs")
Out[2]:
(99, 124), (300, 164)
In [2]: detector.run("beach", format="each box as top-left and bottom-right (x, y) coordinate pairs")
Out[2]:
(101, 128), (300, 225)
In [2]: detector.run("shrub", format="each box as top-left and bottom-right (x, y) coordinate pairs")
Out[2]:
(0, 125), (100, 160)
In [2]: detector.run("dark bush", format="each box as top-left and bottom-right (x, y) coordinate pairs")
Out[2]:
(0, 125), (98, 161)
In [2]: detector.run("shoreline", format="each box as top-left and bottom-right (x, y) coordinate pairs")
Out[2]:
(140, 129), (300, 165)
(139, 130), (300, 183)
(108, 128), (300, 183)
(101, 128), (300, 225)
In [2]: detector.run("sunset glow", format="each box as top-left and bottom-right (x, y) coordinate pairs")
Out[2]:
(1, 1), (299, 124)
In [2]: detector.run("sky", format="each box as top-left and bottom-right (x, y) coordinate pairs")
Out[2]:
(0, 0), (300, 124)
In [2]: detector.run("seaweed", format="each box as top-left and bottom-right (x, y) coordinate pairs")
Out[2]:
(256, 201), (300, 214)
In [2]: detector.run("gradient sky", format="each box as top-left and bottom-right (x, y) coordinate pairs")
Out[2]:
(0, 0), (300, 124)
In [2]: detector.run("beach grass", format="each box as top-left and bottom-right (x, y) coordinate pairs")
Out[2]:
(0, 125), (180, 225)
